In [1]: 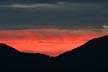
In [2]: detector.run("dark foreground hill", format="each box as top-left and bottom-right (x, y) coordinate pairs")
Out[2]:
(55, 35), (108, 72)
(0, 35), (108, 72)
(0, 43), (51, 72)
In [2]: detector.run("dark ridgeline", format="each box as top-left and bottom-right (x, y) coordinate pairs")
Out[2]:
(0, 35), (108, 72)
(55, 35), (108, 72)
(0, 43), (51, 72)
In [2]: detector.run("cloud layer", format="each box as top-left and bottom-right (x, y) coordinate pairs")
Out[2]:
(0, 28), (107, 40)
(0, 2), (108, 30)
(0, 0), (107, 3)
(0, 2), (106, 9)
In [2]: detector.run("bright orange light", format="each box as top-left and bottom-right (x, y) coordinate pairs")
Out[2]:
(0, 29), (107, 57)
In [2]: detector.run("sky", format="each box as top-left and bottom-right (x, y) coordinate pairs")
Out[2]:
(0, 0), (108, 3)
(0, 0), (108, 56)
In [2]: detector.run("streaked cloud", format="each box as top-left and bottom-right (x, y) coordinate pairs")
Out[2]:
(0, 2), (107, 31)
(0, 2), (66, 9)
(0, 28), (107, 40)
(0, 2), (105, 9)
(0, 2), (107, 30)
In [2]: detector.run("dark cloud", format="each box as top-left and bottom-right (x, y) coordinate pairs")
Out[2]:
(0, 2), (108, 30)
(0, 0), (108, 3)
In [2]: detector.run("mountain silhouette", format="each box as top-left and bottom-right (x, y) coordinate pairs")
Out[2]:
(55, 35), (108, 72)
(0, 43), (51, 72)
(0, 43), (21, 54)
(0, 35), (108, 72)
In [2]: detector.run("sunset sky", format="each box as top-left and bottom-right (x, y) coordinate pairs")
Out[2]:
(0, 0), (108, 56)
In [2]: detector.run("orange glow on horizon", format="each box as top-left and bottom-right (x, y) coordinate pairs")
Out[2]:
(0, 29), (107, 57)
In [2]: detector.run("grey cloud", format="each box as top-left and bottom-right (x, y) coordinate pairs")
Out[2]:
(0, 2), (108, 30)
(0, 2), (106, 10)
(0, 0), (108, 3)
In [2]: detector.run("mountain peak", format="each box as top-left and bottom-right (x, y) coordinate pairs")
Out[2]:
(0, 43), (11, 47)
(55, 35), (108, 72)
(94, 35), (108, 40)
(87, 35), (108, 47)
(57, 35), (108, 57)
(0, 43), (20, 54)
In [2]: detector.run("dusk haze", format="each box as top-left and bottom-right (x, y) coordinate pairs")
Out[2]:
(0, 0), (108, 72)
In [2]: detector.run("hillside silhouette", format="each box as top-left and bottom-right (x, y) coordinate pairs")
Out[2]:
(0, 43), (51, 72)
(55, 35), (108, 72)
(0, 35), (108, 72)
